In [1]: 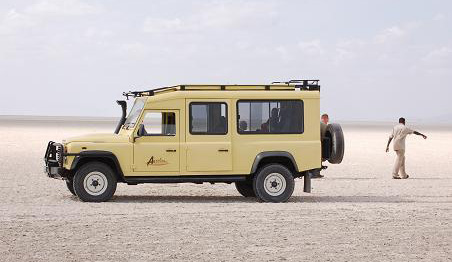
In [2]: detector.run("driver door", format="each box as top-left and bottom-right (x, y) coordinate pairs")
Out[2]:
(133, 110), (180, 174)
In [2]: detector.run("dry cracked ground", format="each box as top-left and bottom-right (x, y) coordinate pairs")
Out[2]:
(0, 119), (451, 261)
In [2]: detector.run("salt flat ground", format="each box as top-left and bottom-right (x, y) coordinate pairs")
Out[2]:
(0, 119), (451, 262)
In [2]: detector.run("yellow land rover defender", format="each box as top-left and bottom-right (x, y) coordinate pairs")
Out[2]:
(44, 80), (344, 202)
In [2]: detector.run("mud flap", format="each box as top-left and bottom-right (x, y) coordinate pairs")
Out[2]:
(303, 172), (311, 193)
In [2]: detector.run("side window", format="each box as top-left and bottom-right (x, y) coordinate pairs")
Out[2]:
(190, 103), (228, 135)
(237, 100), (303, 134)
(142, 112), (176, 136)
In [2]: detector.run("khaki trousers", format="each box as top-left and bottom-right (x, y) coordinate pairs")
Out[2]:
(392, 149), (408, 178)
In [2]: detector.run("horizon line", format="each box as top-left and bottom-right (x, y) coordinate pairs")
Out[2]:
(0, 114), (450, 126)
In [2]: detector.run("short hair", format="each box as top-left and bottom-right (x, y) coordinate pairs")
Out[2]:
(321, 114), (329, 118)
(399, 117), (405, 124)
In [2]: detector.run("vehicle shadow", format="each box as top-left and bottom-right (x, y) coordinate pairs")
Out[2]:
(297, 195), (414, 203)
(111, 195), (257, 203)
(326, 177), (452, 180)
(110, 195), (413, 204)
(407, 177), (452, 180)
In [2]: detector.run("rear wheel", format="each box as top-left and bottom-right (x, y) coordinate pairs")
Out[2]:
(235, 181), (256, 197)
(65, 179), (76, 196)
(253, 164), (295, 203)
(73, 162), (117, 202)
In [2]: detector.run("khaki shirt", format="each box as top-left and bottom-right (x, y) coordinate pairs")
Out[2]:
(390, 124), (414, 151)
(320, 122), (327, 138)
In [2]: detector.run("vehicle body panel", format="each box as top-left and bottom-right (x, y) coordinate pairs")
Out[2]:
(59, 86), (321, 178)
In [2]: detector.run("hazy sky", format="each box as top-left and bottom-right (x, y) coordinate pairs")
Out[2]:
(1, 0), (451, 122)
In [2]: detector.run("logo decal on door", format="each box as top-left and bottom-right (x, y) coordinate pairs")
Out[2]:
(147, 156), (168, 166)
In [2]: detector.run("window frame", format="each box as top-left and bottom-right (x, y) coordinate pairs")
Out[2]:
(123, 98), (146, 129)
(189, 102), (228, 135)
(139, 110), (177, 137)
(236, 99), (304, 135)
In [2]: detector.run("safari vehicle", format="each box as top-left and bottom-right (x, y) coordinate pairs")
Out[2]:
(44, 80), (344, 203)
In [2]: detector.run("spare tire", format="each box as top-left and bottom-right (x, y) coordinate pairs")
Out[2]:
(326, 123), (344, 164)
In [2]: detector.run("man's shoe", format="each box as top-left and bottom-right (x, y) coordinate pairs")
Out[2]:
(311, 174), (324, 179)
(392, 176), (401, 179)
(401, 175), (410, 179)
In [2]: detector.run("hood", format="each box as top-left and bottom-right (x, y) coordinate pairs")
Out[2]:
(63, 133), (130, 143)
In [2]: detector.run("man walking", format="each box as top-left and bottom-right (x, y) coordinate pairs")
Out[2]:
(386, 117), (427, 179)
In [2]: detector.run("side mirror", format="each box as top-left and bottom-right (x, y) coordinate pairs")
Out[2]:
(137, 124), (146, 137)
(134, 124), (145, 142)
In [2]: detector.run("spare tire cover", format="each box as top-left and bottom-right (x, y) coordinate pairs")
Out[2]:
(326, 123), (344, 164)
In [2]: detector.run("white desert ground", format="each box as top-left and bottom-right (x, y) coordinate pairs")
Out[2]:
(0, 117), (451, 262)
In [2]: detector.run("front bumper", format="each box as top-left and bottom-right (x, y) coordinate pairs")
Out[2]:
(44, 165), (64, 179)
(44, 141), (66, 179)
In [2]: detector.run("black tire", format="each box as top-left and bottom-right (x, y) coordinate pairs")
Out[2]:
(66, 179), (76, 196)
(73, 162), (117, 202)
(235, 181), (256, 197)
(326, 123), (345, 164)
(253, 164), (295, 203)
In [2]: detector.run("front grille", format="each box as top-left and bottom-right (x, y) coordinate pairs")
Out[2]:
(55, 144), (63, 167)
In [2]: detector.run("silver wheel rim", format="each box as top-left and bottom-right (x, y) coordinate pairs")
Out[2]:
(83, 171), (108, 196)
(263, 172), (286, 196)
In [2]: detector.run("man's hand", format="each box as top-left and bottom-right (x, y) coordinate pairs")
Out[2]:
(414, 131), (427, 139)
(386, 137), (393, 153)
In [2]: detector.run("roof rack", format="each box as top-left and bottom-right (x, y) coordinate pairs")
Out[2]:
(123, 79), (320, 99)
(271, 79), (320, 90)
(122, 86), (178, 99)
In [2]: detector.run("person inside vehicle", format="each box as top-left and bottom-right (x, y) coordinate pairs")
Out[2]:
(239, 120), (248, 132)
(268, 107), (280, 132)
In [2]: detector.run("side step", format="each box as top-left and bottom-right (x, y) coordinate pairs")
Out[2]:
(124, 175), (248, 184)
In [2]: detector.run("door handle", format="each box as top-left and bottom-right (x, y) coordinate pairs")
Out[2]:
(218, 149), (229, 152)
(166, 149), (177, 152)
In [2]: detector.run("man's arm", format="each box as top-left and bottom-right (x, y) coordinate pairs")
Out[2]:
(386, 137), (393, 152)
(413, 131), (427, 139)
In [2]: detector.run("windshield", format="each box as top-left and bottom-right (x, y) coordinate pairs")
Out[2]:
(123, 99), (145, 129)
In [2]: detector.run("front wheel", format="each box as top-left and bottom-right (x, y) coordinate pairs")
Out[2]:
(73, 162), (117, 202)
(66, 179), (76, 196)
(253, 164), (295, 203)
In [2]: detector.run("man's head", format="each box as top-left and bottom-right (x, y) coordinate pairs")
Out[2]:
(321, 113), (329, 124)
(399, 117), (406, 125)
(239, 120), (248, 131)
(271, 108), (279, 117)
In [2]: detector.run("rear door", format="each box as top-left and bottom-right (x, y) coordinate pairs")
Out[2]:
(186, 100), (232, 172)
